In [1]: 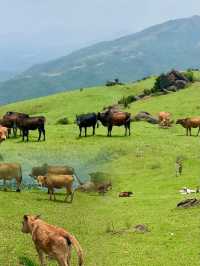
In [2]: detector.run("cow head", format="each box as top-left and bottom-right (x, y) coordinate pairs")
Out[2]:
(37, 175), (47, 186)
(176, 119), (185, 125)
(76, 115), (81, 125)
(22, 214), (41, 233)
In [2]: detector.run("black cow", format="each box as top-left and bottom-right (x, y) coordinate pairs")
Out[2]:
(76, 113), (98, 137)
(17, 116), (46, 142)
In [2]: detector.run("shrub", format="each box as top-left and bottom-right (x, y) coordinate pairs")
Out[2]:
(118, 95), (137, 107)
(183, 71), (194, 82)
(143, 89), (152, 95)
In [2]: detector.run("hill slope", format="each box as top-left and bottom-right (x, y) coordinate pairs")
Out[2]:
(1, 15), (200, 104)
(1, 78), (200, 265)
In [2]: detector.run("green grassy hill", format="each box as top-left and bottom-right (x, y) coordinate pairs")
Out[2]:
(0, 77), (200, 265)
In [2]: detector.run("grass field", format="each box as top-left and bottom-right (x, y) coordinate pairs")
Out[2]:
(0, 77), (200, 265)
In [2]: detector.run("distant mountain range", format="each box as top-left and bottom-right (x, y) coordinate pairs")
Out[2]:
(1, 15), (200, 105)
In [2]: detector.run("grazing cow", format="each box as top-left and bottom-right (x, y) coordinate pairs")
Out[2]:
(176, 117), (200, 136)
(2, 111), (29, 137)
(22, 215), (83, 266)
(97, 110), (131, 136)
(119, 192), (133, 197)
(158, 112), (171, 127)
(0, 163), (22, 192)
(76, 113), (98, 137)
(17, 116), (46, 141)
(37, 174), (74, 202)
(0, 126), (8, 143)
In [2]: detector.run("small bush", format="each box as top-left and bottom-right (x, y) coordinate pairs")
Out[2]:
(56, 117), (70, 125)
(118, 95), (137, 107)
(143, 89), (152, 95)
(183, 71), (194, 82)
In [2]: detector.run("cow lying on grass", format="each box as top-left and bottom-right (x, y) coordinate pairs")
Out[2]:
(22, 215), (83, 266)
(119, 192), (133, 197)
(37, 174), (74, 202)
(176, 117), (200, 136)
(158, 112), (173, 127)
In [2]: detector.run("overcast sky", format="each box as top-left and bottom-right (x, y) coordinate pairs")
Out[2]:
(1, 0), (200, 71)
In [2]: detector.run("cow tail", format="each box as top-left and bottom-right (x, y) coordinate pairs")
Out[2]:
(73, 172), (84, 185)
(19, 165), (22, 184)
(64, 232), (84, 266)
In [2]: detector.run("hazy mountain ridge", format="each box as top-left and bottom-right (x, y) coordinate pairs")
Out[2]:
(0, 15), (200, 105)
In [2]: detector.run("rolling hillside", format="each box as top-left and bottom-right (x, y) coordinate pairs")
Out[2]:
(0, 76), (200, 265)
(1, 15), (200, 104)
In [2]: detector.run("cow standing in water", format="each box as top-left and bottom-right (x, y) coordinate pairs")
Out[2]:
(97, 110), (131, 136)
(0, 163), (22, 192)
(76, 113), (98, 137)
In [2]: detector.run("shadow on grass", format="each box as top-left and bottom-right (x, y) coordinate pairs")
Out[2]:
(35, 198), (73, 204)
(176, 134), (198, 137)
(19, 256), (38, 266)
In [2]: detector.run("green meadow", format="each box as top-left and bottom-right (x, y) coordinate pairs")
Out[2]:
(0, 76), (200, 265)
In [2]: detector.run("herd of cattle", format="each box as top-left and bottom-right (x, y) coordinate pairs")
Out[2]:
(0, 109), (199, 143)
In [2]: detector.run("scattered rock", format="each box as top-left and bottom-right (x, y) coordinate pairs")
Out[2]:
(177, 198), (200, 208)
(134, 111), (159, 124)
(134, 224), (150, 233)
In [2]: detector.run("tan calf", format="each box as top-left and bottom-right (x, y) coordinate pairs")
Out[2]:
(22, 215), (83, 266)
(37, 174), (74, 202)
(158, 112), (171, 127)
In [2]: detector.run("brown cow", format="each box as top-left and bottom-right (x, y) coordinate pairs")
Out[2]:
(176, 117), (200, 136)
(17, 116), (46, 142)
(0, 163), (22, 192)
(97, 110), (131, 136)
(158, 112), (171, 127)
(21, 215), (84, 266)
(0, 126), (8, 143)
(2, 111), (29, 137)
(37, 174), (74, 202)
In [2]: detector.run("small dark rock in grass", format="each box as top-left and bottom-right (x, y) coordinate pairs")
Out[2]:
(134, 224), (150, 233)
(177, 198), (200, 208)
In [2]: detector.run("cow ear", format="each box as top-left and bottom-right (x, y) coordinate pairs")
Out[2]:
(35, 214), (41, 220)
(24, 215), (28, 221)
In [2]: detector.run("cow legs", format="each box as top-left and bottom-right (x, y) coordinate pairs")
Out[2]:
(79, 126), (82, 137)
(3, 179), (7, 191)
(36, 247), (47, 266)
(56, 256), (69, 266)
(16, 179), (21, 192)
(124, 125), (127, 136)
(84, 127), (87, 137)
(92, 125), (95, 135)
(107, 125), (112, 137)
(49, 188), (55, 201)
(189, 128), (192, 136)
(38, 129), (41, 141)
(197, 127), (200, 136)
